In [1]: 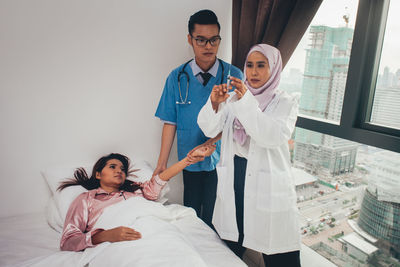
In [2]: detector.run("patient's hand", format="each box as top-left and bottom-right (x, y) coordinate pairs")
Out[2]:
(187, 144), (216, 164)
(92, 226), (142, 245)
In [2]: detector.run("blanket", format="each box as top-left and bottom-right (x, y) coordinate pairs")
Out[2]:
(15, 198), (246, 267)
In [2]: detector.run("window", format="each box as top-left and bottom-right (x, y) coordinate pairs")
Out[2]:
(369, 1), (400, 130)
(293, 127), (400, 266)
(281, 0), (358, 124)
(281, 0), (399, 154)
(281, 0), (400, 265)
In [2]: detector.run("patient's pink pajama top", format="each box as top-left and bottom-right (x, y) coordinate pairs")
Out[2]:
(60, 175), (167, 251)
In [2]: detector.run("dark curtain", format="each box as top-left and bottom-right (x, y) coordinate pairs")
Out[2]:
(232, 0), (322, 70)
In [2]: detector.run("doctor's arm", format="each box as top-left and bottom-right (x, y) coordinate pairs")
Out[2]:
(197, 86), (229, 138)
(187, 132), (221, 158)
(152, 123), (176, 177)
(230, 79), (298, 148)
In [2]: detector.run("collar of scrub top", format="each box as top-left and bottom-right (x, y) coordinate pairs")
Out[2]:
(190, 59), (219, 84)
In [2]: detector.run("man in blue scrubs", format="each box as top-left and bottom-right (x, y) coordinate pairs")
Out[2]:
(153, 10), (242, 228)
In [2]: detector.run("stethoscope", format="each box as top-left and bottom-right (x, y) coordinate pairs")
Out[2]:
(176, 58), (225, 105)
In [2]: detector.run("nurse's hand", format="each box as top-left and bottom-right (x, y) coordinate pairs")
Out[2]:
(210, 84), (229, 112)
(230, 76), (247, 100)
(152, 164), (166, 178)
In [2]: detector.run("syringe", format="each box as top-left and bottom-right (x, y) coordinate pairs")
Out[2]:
(226, 65), (232, 90)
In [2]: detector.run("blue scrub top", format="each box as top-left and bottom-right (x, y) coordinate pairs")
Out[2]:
(155, 59), (243, 171)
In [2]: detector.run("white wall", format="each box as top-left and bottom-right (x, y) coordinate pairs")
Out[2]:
(0, 0), (232, 217)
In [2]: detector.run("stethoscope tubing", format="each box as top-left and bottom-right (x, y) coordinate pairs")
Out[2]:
(176, 58), (224, 105)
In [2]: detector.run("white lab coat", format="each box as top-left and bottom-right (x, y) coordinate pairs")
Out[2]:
(197, 89), (301, 255)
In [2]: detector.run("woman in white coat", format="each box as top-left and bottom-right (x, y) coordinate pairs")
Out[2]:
(196, 44), (301, 266)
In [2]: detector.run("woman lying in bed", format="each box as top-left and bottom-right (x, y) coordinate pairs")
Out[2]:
(58, 147), (214, 251)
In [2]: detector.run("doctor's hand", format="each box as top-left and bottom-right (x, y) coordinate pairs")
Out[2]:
(229, 76), (247, 100)
(191, 144), (216, 157)
(187, 144), (216, 164)
(210, 84), (229, 112)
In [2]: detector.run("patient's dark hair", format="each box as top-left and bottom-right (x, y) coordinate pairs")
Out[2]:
(57, 153), (141, 192)
(188, 9), (220, 35)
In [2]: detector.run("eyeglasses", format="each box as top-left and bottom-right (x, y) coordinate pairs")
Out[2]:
(191, 35), (221, 47)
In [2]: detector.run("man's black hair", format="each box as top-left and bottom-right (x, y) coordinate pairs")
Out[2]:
(188, 9), (220, 35)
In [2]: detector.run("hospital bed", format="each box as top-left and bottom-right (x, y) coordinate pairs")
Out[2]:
(0, 157), (247, 267)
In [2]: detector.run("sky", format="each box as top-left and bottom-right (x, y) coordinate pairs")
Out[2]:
(285, 0), (399, 75)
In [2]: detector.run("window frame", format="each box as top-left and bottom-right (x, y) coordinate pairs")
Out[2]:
(295, 0), (400, 153)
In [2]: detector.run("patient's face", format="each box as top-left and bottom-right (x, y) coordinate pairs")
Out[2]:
(96, 159), (127, 191)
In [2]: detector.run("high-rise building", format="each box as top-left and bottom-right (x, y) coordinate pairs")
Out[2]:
(395, 69), (400, 87)
(280, 68), (303, 94)
(371, 69), (400, 129)
(370, 87), (400, 129)
(358, 150), (400, 259)
(382, 67), (391, 88)
(294, 25), (358, 176)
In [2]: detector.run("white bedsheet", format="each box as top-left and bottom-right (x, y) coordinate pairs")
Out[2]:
(0, 212), (59, 266)
(0, 201), (246, 267)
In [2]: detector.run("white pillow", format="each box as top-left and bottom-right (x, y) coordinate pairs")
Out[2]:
(42, 157), (169, 232)
(57, 185), (88, 223)
(131, 159), (170, 203)
(42, 164), (91, 232)
(42, 165), (86, 195)
(131, 159), (154, 182)
(45, 195), (63, 233)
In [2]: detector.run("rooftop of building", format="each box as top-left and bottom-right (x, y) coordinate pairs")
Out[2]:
(348, 219), (378, 244)
(340, 232), (378, 255)
(292, 167), (317, 186)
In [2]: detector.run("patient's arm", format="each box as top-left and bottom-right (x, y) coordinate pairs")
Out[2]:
(141, 175), (167, 200)
(61, 193), (105, 251)
(158, 145), (216, 181)
(92, 226), (141, 245)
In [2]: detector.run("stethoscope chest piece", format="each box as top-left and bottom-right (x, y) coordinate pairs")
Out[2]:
(176, 100), (191, 104)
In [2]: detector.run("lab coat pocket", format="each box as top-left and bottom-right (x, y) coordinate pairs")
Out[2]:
(216, 166), (228, 200)
(256, 170), (294, 212)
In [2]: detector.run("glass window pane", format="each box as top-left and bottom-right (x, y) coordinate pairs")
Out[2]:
(280, 0), (359, 123)
(292, 127), (400, 265)
(370, 1), (400, 130)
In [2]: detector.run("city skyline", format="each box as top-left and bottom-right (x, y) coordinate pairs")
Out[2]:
(283, 65), (400, 81)
(285, 0), (400, 75)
